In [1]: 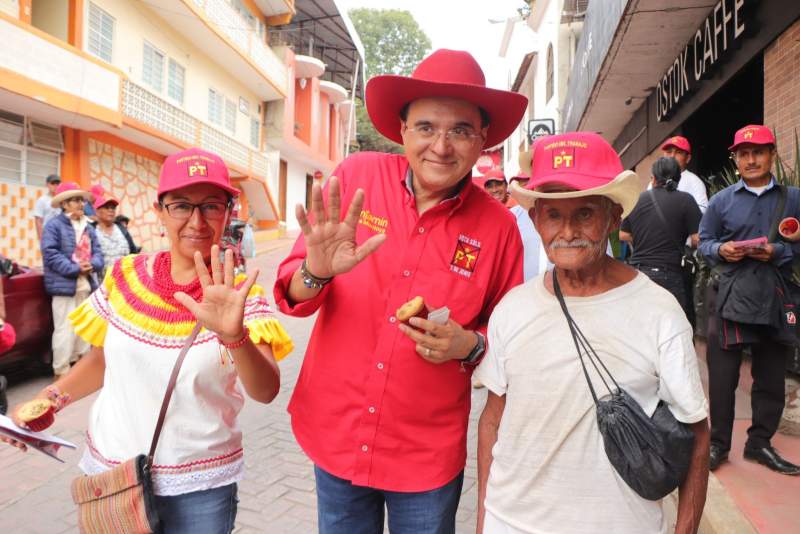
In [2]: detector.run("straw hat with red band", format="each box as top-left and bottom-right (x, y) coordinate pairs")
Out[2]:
(158, 147), (240, 198)
(728, 124), (776, 151)
(661, 135), (691, 154)
(51, 182), (91, 208)
(365, 49), (528, 148)
(510, 132), (640, 218)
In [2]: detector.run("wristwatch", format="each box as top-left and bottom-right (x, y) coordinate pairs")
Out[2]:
(461, 331), (486, 365)
(300, 259), (333, 289)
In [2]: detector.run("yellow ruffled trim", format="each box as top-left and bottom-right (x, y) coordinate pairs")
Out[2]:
(69, 298), (108, 347)
(247, 316), (293, 361)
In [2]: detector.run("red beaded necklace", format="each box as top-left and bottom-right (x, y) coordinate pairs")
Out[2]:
(151, 251), (204, 303)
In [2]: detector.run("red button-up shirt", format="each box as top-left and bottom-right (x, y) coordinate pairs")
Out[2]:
(274, 152), (523, 491)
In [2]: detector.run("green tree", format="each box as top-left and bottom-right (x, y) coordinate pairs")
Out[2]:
(349, 8), (432, 153)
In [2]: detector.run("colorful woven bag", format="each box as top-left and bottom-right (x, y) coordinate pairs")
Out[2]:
(70, 324), (201, 533)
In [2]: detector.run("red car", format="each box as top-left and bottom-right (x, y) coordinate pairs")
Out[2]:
(0, 259), (53, 374)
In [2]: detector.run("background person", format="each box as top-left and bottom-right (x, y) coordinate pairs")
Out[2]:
(620, 157), (702, 320)
(114, 214), (142, 254)
(5, 148), (292, 533)
(92, 195), (130, 277)
(33, 174), (62, 240)
(41, 182), (103, 377)
(660, 136), (708, 212)
(698, 125), (800, 475)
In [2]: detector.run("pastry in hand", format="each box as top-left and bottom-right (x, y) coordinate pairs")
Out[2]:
(396, 296), (427, 323)
(17, 399), (56, 432)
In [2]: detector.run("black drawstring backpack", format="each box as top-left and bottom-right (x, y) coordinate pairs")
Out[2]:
(552, 270), (695, 501)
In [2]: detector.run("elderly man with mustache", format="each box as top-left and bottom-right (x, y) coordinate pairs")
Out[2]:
(474, 132), (710, 534)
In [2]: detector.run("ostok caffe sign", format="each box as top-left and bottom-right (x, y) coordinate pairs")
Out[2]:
(656, 0), (748, 122)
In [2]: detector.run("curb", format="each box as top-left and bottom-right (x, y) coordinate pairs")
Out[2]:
(663, 473), (756, 534)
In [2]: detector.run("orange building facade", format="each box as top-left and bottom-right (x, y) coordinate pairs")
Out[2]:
(0, 0), (360, 265)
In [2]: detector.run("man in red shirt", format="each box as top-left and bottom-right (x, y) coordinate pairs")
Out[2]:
(274, 49), (526, 533)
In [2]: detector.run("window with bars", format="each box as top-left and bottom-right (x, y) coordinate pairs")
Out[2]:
(0, 113), (60, 186)
(250, 117), (259, 148)
(88, 2), (114, 63)
(168, 59), (185, 105)
(142, 42), (165, 92)
(208, 88), (224, 126)
(224, 99), (236, 135)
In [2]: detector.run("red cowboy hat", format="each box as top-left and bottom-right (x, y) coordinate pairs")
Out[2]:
(365, 49), (528, 148)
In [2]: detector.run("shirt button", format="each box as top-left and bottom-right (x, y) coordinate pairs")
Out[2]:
(377, 362), (384, 370)
(403, 270), (411, 277)
(418, 227), (425, 234)
(389, 316), (397, 323)
(368, 406), (376, 414)
(361, 445), (369, 452)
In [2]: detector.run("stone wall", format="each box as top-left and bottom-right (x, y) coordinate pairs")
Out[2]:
(87, 137), (168, 253)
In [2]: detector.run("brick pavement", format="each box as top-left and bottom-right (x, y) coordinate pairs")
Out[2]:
(0, 237), (485, 534)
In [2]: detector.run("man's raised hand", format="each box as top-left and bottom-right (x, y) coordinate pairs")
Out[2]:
(295, 176), (386, 278)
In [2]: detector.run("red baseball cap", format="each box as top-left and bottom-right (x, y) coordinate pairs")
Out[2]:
(158, 148), (239, 198)
(728, 124), (776, 151)
(473, 168), (506, 188)
(510, 132), (640, 217)
(93, 195), (119, 210)
(661, 135), (691, 154)
(366, 49), (528, 148)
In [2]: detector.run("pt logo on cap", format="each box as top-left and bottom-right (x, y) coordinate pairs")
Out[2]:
(743, 130), (754, 140)
(553, 148), (575, 169)
(188, 162), (208, 177)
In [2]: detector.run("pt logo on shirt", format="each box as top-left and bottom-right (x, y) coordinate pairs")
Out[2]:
(450, 234), (481, 278)
(553, 148), (575, 169)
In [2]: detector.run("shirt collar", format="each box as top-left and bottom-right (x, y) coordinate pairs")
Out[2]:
(734, 176), (776, 194)
(402, 164), (471, 211)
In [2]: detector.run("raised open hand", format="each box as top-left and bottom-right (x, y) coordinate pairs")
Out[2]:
(174, 246), (257, 343)
(296, 176), (386, 279)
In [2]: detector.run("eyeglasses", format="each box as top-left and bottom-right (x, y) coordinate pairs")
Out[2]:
(65, 197), (85, 204)
(404, 123), (483, 145)
(162, 201), (229, 220)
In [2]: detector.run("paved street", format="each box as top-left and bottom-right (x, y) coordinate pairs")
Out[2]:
(0, 237), (485, 534)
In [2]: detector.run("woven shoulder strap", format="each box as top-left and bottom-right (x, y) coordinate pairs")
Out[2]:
(148, 323), (202, 461)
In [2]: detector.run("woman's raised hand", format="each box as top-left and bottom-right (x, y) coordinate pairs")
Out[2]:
(174, 246), (256, 343)
(296, 176), (386, 279)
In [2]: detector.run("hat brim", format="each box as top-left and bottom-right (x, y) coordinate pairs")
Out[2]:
(510, 170), (641, 218)
(51, 190), (91, 208)
(727, 140), (775, 151)
(365, 76), (528, 148)
(94, 197), (120, 209)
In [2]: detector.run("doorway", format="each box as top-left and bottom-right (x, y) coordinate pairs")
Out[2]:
(681, 54), (764, 180)
(305, 174), (313, 211)
(279, 159), (287, 222)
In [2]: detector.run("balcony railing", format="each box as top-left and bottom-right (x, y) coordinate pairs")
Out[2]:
(122, 79), (268, 178)
(193, 0), (287, 92)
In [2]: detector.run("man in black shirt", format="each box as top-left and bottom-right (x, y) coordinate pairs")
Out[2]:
(620, 157), (702, 318)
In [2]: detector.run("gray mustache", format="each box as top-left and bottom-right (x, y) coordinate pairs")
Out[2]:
(550, 239), (595, 249)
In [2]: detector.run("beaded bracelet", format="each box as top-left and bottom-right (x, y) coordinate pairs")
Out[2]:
(218, 325), (250, 350)
(44, 385), (71, 412)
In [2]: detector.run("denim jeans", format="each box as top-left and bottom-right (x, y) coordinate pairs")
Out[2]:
(155, 483), (238, 534)
(314, 466), (464, 534)
(637, 265), (690, 319)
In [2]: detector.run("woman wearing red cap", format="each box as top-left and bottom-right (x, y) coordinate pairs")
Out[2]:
(4, 148), (293, 533)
